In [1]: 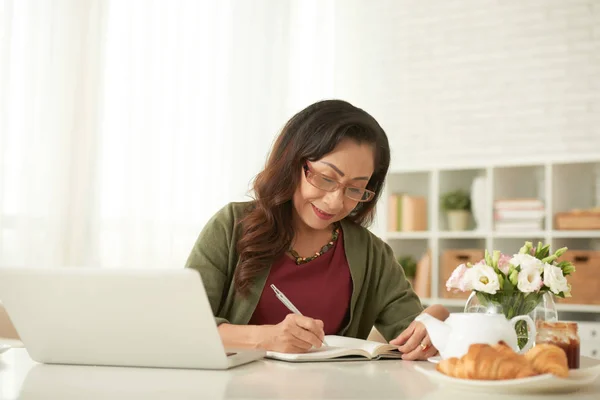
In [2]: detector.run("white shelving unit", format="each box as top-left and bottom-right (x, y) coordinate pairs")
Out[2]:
(380, 156), (600, 316)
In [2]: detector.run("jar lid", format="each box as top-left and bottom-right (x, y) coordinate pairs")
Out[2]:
(536, 320), (578, 333)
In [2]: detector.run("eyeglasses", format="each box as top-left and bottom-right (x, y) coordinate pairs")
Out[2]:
(303, 163), (375, 202)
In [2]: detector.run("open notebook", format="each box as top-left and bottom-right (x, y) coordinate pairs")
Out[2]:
(266, 335), (402, 362)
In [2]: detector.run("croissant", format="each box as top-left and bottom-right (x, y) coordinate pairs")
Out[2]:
(524, 343), (569, 378)
(437, 343), (538, 380)
(436, 357), (461, 376)
(492, 341), (521, 358)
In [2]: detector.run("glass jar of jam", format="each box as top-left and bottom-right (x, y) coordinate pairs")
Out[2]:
(535, 321), (580, 369)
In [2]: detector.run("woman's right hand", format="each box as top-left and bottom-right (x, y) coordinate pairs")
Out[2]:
(258, 313), (325, 353)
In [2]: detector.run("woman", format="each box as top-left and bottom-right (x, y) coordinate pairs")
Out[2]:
(186, 99), (449, 360)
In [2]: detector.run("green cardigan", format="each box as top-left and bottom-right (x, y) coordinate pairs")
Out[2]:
(185, 201), (424, 341)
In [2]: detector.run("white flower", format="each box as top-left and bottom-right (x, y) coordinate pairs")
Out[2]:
(517, 265), (544, 293)
(510, 253), (544, 273)
(465, 262), (500, 294)
(543, 263), (571, 296)
(446, 264), (471, 292)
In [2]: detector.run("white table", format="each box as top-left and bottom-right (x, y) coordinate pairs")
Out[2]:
(1, 348), (600, 400)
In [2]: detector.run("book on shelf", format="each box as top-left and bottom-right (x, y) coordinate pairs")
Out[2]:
(494, 198), (544, 210)
(266, 335), (402, 362)
(413, 250), (431, 298)
(387, 194), (427, 232)
(494, 221), (544, 231)
(494, 197), (545, 231)
(494, 209), (545, 220)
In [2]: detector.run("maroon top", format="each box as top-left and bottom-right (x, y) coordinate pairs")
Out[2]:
(248, 229), (353, 335)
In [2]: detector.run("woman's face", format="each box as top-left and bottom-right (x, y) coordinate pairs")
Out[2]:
(292, 138), (375, 232)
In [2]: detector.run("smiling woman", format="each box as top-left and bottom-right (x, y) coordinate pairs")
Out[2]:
(185, 99), (450, 358)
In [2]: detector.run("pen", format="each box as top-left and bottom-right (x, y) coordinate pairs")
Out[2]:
(270, 284), (329, 347)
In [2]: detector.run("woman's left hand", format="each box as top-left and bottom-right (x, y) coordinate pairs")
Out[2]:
(389, 320), (438, 361)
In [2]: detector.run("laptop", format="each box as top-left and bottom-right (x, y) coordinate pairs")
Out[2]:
(0, 267), (265, 369)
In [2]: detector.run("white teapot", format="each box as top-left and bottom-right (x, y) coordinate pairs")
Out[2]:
(415, 313), (536, 359)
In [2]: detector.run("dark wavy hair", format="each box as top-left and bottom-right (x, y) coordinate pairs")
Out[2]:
(234, 100), (391, 294)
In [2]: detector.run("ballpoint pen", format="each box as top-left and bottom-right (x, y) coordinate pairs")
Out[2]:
(270, 284), (329, 347)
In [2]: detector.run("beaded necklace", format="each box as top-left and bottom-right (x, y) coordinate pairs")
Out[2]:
(289, 224), (340, 265)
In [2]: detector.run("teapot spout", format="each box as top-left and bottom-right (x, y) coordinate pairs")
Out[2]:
(415, 313), (451, 353)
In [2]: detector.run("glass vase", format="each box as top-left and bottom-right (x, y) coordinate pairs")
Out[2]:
(464, 291), (558, 350)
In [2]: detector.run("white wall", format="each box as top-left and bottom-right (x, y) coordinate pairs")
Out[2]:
(334, 0), (600, 170)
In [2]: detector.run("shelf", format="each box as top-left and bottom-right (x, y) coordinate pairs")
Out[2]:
(492, 231), (547, 238)
(386, 232), (430, 240)
(551, 230), (600, 238)
(383, 158), (600, 316)
(388, 154), (600, 173)
(553, 303), (600, 313)
(420, 298), (600, 314)
(438, 231), (487, 239)
(387, 231), (569, 239)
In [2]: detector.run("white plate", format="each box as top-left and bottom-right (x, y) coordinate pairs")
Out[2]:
(414, 363), (600, 394)
(427, 356), (441, 364)
(0, 344), (11, 354)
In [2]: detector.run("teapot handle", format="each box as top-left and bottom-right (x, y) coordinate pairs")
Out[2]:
(509, 315), (536, 353)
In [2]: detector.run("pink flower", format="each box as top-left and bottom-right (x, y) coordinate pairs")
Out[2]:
(498, 254), (512, 275)
(446, 264), (470, 292)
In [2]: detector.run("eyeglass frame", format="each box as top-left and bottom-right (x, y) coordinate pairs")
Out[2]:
(302, 162), (376, 202)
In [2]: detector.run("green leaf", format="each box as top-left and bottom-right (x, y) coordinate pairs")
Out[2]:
(492, 250), (501, 269)
(397, 255), (418, 278)
(536, 241), (543, 257)
(519, 242), (531, 254)
(539, 244), (551, 259)
(509, 269), (519, 286)
(562, 264), (576, 275)
(476, 291), (490, 307)
(554, 247), (568, 258)
(503, 276), (514, 295)
(440, 190), (471, 211)
(507, 264), (516, 275)
(555, 260), (576, 275)
(485, 249), (493, 266)
(520, 293), (543, 315)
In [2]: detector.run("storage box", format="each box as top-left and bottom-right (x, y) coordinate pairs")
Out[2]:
(555, 212), (600, 230)
(557, 250), (600, 305)
(440, 249), (485, 299)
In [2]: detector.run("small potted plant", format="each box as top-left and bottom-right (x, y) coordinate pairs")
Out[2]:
(398, 255), (417, 285)
(441, 189), (472, 231)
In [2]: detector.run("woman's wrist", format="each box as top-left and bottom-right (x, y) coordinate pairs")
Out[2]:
(421, 304), (450, 321)
(218, 323), (270, 350)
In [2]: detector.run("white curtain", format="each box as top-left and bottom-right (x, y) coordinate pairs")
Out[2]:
(0, 0), (335, 269)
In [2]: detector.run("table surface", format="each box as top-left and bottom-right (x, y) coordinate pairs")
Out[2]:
(1, 347), (600, 400)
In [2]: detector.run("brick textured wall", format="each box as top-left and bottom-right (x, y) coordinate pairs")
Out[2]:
(334, 0), (600, 170)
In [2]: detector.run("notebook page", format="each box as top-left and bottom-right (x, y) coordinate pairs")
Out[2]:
(266, 345), (369, 362)
(323, 335), (398, 356)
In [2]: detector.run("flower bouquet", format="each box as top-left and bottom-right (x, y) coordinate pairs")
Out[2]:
(446, 241), (576, 348)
